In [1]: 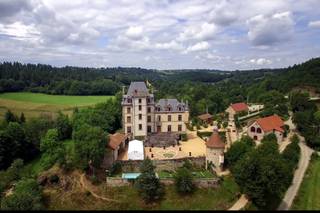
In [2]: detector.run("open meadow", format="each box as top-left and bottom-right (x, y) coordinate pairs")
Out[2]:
(0, 92), (113, 120)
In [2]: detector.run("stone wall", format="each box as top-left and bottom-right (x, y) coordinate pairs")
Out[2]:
(106, 176), (220, 189)
(106, 177), (131, 187)
(160, 178), (220, 188)
(117, 156), (206, 172)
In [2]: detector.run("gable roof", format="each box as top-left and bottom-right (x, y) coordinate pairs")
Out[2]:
(206, 131), (225, 149)
(255, 115), (284, 133)
(108, 133), (127, 150)
(230, 102), (248, 112)
(127, 82), (149, 96)
(198, 113), (213, 120)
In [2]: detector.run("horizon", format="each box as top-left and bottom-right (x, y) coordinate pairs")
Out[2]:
(0, 1), (319, 70)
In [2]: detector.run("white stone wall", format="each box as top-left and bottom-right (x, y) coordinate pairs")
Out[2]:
(206, 147), (224, 169)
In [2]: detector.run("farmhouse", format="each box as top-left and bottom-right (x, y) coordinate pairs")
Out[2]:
(198, 113), (213, 125)
(247, 115), (285, 143)
(122, 82), (189, 139)
(225, 102), (249, 120)
(107, 133), (129, 163)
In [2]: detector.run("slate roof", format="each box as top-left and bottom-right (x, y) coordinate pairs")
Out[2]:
(156, 98), (188, 112)
(255, 115), (284, 133)
(230, 102), (249, 112)
(206, 130), (225, 149)
(127, 82), (149, 96)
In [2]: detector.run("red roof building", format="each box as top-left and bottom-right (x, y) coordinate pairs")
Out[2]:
(206, 131), (225, 149)
(230, 102), (249, 112)
(108, 133), (128, 150)
(256, 115), (284, 133)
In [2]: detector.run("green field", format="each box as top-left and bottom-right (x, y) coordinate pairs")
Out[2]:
(292, 154), (320, 210)
(0, 92), (113, 120)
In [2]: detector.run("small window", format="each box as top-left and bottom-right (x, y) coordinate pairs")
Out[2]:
(127, 116), (131, 123)
(127, 126), (131, 133)
(128, 98), (132, 103)
(147, 126), (152, 133)
(127, 107), (131, 113)
(139, 98), (142, 103)
(147, 107), (151, 113)
(158, 115), (161, 121)
(257, 128), (262, 133)
(167, 125), (171, 132)
(178, 115), (182, 121)
(168, 115), (171, 122)
(147, 116), (151, 122)
(178, 125), (182, 131)
(251, 126), (255, 132)
(139, 105), (142, 111)
(139, 114), (142, 120)
(139, 124), (142, 130)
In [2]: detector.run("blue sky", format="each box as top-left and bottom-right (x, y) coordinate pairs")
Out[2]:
(0, 0), (319, 70)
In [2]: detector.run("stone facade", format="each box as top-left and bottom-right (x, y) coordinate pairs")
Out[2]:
(247, 121), (284, 143)
(122, 82), (189, 139)
(206, 147), (224, 170)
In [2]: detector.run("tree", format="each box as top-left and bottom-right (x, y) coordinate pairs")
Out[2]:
(40, 129), (65, 170)
(135, 158), (164, 203)
(73, 124), (107, 170)
(225, 136), (254, 170)
(232, 138), (290, 208)
(4, 110), (18, 123)
(56, 112), (72, 140)
(174, 167), (195, 194)
(19, 112), (26, 124)
(1, 178), (43, 210)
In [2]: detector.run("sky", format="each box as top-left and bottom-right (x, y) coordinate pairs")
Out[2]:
(0, 0), (319, 70)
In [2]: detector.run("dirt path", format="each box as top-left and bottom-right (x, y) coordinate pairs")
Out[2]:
(79, 174), (120, 203)
(228, 194), (248, 210)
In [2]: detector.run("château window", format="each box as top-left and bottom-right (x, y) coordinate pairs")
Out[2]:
(139, 105), (142, 111)
(139, 98), (142, 103)
(147, 116), (151, 122)
(147, 126), (152, 133)
(178, 125), (182, 131)
(158, 115), (161, 121)
(167, 125), (171, 132)
(127, 116), (131, 123)
(128, 98), (132, 103)
(168, 115), (171, 121)
(127, 107), (131, 113)
(178, 115), (182, 121)
(139, 114), (142, 120)
(147, 107), (151, 113)
(251, 126), (255, 132)
(139, 124), (142, 130)
(127, 126), (131, 133)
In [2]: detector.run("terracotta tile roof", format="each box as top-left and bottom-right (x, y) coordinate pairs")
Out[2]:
(198, 113), (213, 120)
(206, 131), (225, 149)
(108, 133), (127, 150)
(230, 102), (248, 112)
(256, 115), (284, 133)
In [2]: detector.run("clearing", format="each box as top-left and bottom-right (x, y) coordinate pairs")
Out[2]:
(0, 92), (113, 119)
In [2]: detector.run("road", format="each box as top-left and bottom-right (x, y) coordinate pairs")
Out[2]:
(277, 117), (314, 210)
(228, 194), (248, 211)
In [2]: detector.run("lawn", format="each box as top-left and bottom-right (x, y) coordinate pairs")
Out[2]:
(0, 92), (113, 120)
(45, 175), (240, 210)
(291, 154), (320, 210)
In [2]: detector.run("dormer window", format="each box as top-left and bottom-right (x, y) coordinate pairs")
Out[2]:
(128, 98), (132, 103)
(167, 104), (172, 111)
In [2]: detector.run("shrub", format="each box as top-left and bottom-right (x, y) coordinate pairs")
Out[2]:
(180, 133), (188, 141)
(109, 162), (122, 176)
(174, 167), (195, 194)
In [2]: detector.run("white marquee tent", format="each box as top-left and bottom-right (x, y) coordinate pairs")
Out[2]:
(128, 140), (144, 160)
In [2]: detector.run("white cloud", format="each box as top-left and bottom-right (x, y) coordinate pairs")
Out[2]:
(125, 26), (144, 40)
(250, 58), (272, 65)
(308, 20), (320, 28)
(184, 41), (210, 53)
(178, 22), (218, 42)
(247, 11), (294, 46)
